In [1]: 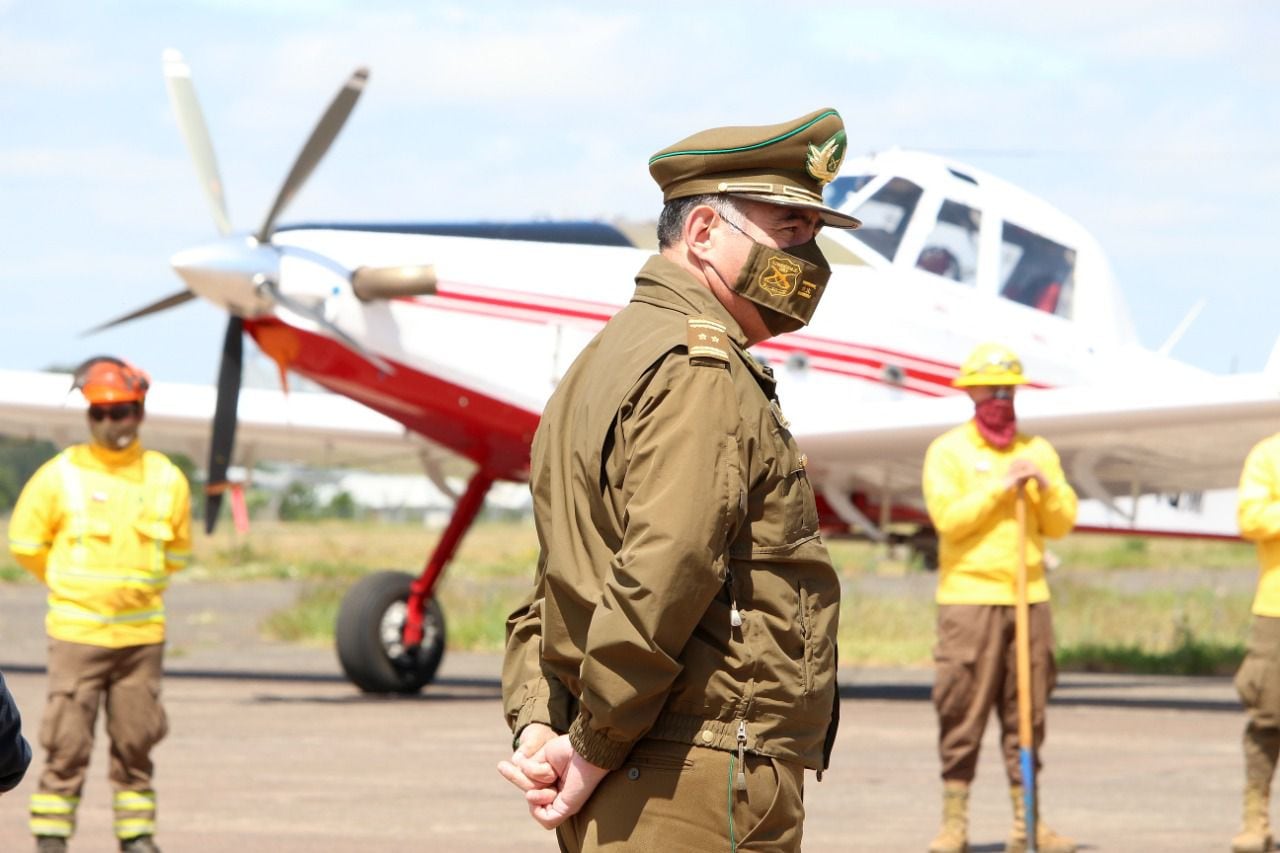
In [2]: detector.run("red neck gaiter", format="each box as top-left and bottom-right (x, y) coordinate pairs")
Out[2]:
(973, 398), (1017, 449)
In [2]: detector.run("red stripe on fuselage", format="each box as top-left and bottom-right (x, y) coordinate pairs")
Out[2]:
(411, 285), (985, 396)
(244, 317), (539, 481)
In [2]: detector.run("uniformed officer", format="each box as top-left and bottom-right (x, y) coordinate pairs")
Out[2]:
(497, 108), (859, 851)
(1231, 431), (1280, 853)
(8, 357), (191, 853)
(0, 668), (32, 795)
(922, 343), (1078, 853)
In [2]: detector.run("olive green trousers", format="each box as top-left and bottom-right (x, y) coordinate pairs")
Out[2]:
(556, 739), (804, 852)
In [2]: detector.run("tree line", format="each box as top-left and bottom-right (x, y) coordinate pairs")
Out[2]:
(0, 436), (354, 522)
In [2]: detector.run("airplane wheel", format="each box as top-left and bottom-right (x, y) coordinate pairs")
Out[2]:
(909, 528), (939, 572)
(336, 570), (446, 694)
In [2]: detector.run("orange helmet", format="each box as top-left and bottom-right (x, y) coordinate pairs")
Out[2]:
(71, 356), (151, 404)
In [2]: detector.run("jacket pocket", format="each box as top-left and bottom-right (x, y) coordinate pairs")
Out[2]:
(743, 429), (819, 555)
(133, 520), (174, 543)
(932, 607), (981, 724)
(798, 581), (815, 695)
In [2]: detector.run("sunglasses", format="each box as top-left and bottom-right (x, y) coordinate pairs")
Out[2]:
(88, 403), (140, 422)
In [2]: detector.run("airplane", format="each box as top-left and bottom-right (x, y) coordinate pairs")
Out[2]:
(48, 51), (1280, 694)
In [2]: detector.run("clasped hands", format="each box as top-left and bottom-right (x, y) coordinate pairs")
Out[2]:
(1004, 457), (1048, 492)
(497, 722), (609, 830)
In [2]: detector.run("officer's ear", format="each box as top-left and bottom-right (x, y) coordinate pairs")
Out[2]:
(683, 204), (720, 259)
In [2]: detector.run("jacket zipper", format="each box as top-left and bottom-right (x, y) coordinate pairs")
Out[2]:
(735, 720), (748, 791)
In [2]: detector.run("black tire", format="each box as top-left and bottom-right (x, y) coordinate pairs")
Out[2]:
(335, 570), (446, 694)
(910, 527), (940, 572)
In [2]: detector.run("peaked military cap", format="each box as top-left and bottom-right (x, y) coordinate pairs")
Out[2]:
(648, 107), (861, 229)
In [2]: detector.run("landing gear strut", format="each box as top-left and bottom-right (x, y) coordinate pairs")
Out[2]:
(335, 470), (494, 693)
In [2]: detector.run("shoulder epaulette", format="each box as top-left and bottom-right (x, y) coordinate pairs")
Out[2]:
(686, 317), (730, 366)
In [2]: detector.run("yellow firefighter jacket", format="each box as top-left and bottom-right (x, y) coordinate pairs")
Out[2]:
(503, 254), (840, 773)
(1239, 433), (1280, 617)
(923, 420), (1077, 605)
(8, 441), (192, 648)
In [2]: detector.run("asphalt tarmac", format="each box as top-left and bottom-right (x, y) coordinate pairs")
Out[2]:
(0, 580), (1251, 851)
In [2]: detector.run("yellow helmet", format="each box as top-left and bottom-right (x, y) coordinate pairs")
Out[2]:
(952, 342), (1028, 388)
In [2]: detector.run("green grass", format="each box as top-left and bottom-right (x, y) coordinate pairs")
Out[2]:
(0, 564), (30, 583)
(838, 593), (936, 667)
(250, 518), (540, 650)
(262, 585), (346, 644)
(835, 583), (1251, 674)
(1057, 638), (1244, 676)
(1052, 579), (1251, 675)
(1, 517), (1264, 675)
(1052, 534), (1255, 572)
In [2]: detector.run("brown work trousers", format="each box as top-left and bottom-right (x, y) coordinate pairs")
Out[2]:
(556, 740), (805, 852)
(1234, 615), (1280, 787)
(37, 640), (166, 812)
(932, 603), (1057, 785)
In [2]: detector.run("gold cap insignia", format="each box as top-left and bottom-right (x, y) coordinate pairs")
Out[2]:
(758, 256), (802, 298)
(805, 130), (847, 185)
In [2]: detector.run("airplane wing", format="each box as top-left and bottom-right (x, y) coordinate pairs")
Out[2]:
(0, 368), (421, 471)
(797, 373), (1280, 538)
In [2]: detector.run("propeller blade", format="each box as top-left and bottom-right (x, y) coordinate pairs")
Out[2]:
(255, 67), (369, 243)
(162, 49), (233, 237)
(205, 315), (244, 534)
(81, 290), (196, 336)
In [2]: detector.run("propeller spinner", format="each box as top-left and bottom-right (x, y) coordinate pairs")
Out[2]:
(165, 51), (369, 533)
(85, 52), (430, 532)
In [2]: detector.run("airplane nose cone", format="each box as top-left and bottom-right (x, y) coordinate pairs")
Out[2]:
(170, 236), (278, 317)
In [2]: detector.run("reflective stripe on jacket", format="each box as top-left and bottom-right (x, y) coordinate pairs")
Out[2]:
(1240, 433), (1280, 616)
(923, 420), (1077, 605)
(7, 442), (192, 648)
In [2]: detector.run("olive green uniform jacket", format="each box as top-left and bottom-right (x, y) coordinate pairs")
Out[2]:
(503, 254), (840, 773)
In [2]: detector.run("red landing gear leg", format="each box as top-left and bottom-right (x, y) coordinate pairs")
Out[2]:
(402, 470), (494, 647)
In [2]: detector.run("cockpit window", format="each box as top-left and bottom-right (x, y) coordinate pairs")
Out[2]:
(999, 223), (1075, 318)
(914, 200), (981, 286)
(847, 177), (923, 261)
(823, 175), (873, 211)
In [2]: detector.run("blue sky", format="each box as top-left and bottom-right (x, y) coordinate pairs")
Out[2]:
(2, 0), (1277, 383)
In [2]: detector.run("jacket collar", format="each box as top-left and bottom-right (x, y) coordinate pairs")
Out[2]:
(83, 439), (144, 469)
(631, 254), (747, 348)
(631, 254), (777, 397)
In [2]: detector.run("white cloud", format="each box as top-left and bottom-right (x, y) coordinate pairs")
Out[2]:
(0, 145), (179, 181)
(0, 31), (97, 89)
(1, 0), (1277, 378)
(1082, 8), (1243, 61)
(202, 6), (645, 118)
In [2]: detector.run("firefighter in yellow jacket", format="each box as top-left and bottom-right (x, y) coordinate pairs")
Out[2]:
(8, 357), (191, 853)
(922, 343), (1078, 853)
(1231, 432), (1280, 853)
